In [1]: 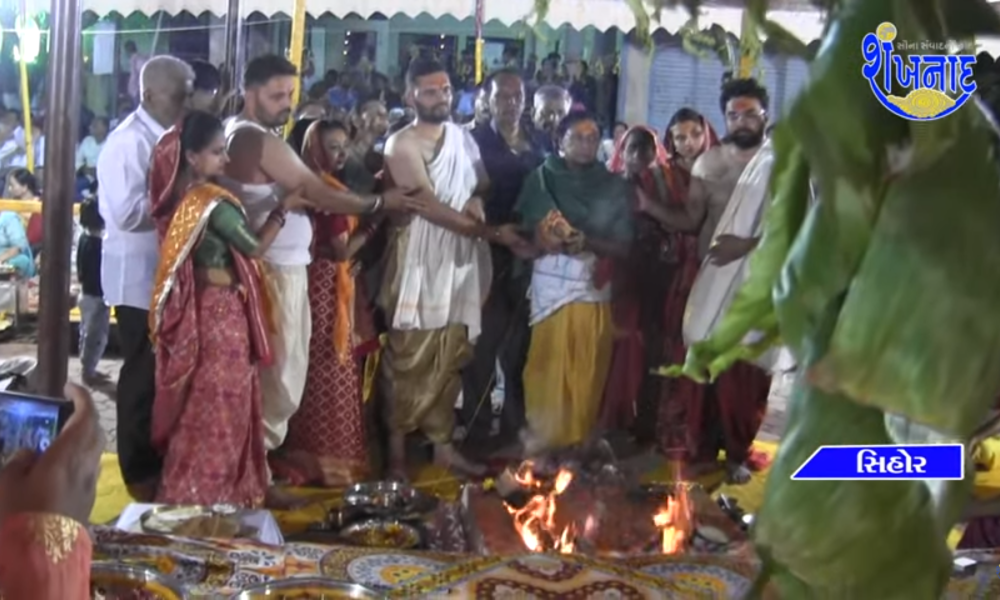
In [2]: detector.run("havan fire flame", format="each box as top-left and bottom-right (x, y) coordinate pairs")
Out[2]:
(502, 460), (693, 555)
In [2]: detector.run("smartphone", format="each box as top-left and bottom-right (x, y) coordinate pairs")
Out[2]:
(0, 391), (73, 465)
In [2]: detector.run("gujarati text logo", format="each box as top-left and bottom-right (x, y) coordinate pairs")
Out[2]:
(861, 22), (977, 120)
(791, 443), (965, 480)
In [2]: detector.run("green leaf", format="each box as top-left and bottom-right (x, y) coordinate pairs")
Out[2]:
(752, 379), (955, 598)
(808, 106), (1000, 438)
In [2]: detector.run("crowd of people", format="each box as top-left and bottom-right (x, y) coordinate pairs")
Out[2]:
(0, 41), (778, 600)
(0, 45), (776, 514)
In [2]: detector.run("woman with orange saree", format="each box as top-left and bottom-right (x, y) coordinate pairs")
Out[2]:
(274, 119), (381, 486)
(599, 126), (676, 434)
(148, 110), (306, 506)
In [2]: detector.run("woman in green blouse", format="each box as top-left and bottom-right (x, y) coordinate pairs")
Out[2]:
(147, 110), (307, 507)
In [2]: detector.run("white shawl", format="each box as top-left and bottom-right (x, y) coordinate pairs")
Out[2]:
(683, 139), (795, 374)
(391, 123), (492, 340)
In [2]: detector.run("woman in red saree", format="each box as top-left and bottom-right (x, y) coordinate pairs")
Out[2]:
(273, 119), (381, 486)
(148, 110), (305, 506)
(655, 108), (769, 481)
(599, 126), (676, 434)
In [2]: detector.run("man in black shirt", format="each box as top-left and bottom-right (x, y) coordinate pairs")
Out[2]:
(77, 191), (109, 386)
(462, 68), (543, 447)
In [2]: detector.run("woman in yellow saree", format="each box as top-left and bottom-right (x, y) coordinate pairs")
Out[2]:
(515, 112), (635, 452)
(147, 110), (307, 506)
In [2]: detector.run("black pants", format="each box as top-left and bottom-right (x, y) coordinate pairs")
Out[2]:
(460, 249), (531, 443)
(114, 305), (161, 485)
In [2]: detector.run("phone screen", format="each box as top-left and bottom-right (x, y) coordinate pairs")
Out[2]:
(0, 393), (63, 464)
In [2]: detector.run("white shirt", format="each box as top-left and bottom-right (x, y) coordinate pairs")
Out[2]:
(0, 127), (27, 169)
(76, 135), (104, 170)
(97, 108), (163, 310)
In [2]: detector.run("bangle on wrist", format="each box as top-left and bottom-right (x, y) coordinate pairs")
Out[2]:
(367, 195), (384, 214)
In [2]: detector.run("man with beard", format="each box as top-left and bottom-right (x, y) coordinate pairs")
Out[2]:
(224, 54), (414, 504)
(380, 58), (527, 479)
(653, 77), (772, 485)
(462, 68), (541, 446)
(531, 85), (572, 155)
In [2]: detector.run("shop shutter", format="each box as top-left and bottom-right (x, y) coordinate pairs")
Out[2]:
(647, 44), (697, 138)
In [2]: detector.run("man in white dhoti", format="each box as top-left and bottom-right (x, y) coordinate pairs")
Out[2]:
(223, 55), (413, 503)
(380, 58), (530, 479)
(651, 78), (774, 484)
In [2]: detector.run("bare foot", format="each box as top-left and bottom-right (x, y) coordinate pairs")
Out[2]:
(434, 443), (487, 477)
(725, 461), (753, 485)
(265, 486), (309, 510)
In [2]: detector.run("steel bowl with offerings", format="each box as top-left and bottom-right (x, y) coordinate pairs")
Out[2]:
(90, 562), (186, 600)
(342, 481), (437, 519)
(231, 577), (380, 599)
(338, 517), (423, 549)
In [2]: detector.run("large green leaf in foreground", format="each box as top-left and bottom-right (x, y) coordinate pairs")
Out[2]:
(752, 377), (964, 599)
(809, 109), (1000, 438)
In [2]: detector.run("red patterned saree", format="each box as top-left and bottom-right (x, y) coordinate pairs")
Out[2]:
(273, 121), (374, 486)
(147, 126), (272, 507)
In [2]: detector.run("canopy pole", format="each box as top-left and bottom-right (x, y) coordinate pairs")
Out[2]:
(221, 0), (243, 115)
(474, 0), (484, 84)
(35, 0), (82, 395)
(17, 4), (34, 173)
(284, 0), (306, 138)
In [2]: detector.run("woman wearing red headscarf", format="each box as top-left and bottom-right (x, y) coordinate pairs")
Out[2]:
(600, 126), (677, 434)
(148, 110), (306, 506)
(272, 119), (381, 486)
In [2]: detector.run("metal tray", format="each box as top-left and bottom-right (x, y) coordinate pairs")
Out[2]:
(140, 504), (253, 538)
(230, 577), (380, 599)
(91, 561), (187, 599)
(342, 481), (437, 518)
(339, 518), (423, 549)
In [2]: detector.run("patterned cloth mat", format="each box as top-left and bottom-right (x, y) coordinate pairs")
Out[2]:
(92, 527), (1000, 599)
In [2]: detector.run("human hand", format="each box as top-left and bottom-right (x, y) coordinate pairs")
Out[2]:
(0, 383), (106, 525)
(280, 186), (309, 212)
(563, 229), (586, 254)
(495, 224), (540, 259)
(635, 186), (655, 214)
(464, 196), (486, 223)
(381, 186), (421, 212)
(708, 234), (757, 266)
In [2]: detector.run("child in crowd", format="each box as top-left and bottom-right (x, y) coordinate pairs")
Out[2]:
(76, 184), (108, 385)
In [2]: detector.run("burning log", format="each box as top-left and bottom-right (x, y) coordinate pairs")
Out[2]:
(463, 452), (742, 557)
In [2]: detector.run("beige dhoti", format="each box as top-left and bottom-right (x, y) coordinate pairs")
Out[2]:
(378, 123), (491, 445)
(378, 325), (472, 444)
(260, 263), (312, 451)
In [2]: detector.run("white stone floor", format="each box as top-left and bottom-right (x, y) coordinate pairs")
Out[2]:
(0, 342), (793, 454)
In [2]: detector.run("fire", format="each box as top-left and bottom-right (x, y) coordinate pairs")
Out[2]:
(652, 476), (693, 554)
(504, 461), (577, 553)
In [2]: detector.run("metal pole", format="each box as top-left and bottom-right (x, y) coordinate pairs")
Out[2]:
(283, 0), (307, 138)
(221, 0), (242, 111)
(16, 5), (34, 174)
(474, 0), (484, 84)
(35, 0), (82, 396)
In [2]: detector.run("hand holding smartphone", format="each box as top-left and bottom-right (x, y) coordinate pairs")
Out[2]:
(0, 392), (74, 465)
